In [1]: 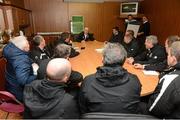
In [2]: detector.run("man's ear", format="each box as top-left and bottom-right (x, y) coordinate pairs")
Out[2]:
(169, 55), (178, 66)
(62, 74), (69, 83)
(172, 56), (178, 66)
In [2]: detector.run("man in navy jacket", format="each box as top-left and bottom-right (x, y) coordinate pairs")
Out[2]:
(3, 36), (37, 101)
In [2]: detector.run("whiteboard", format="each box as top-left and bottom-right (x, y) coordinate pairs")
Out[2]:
(126, 24), (140, 38)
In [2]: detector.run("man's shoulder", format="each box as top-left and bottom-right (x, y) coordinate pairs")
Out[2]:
(30, 47), (41, 52)
(84, 74), (95, 80)
(27, 79), (43, 85)
(152, 44), (166, 55)
(82, 74), (96, 86)
(155, 44), (165, 50)
(170, 71), (180, 82)
(131, 39), (138, 46)
(79, 31), (84, 35)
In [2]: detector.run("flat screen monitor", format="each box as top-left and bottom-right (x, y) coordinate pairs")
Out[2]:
(120, 2), (138, 15)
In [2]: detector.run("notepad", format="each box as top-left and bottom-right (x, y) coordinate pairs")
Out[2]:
(95, 48), (104, 53)
(143, 70), (159, 76)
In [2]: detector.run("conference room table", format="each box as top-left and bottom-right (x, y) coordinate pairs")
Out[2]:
(69, 41), (159, 96)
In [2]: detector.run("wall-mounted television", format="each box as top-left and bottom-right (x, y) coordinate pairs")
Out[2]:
(120, 2), (139, 15)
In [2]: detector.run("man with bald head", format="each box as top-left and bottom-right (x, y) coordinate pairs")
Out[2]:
(77, 27), (95, 42)
(46, 58), (71, 81)
(3, 35), (37, 101)
(23, 58), (80, 119)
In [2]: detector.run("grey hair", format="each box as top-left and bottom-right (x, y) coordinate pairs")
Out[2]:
(170, 41), (180, 62)
(53, 44), (71, 58)
(146, 35), (158, 45)
(102, 43), (127, 65)
(167, 35), (180, 47)
(11, 36), (28, 50)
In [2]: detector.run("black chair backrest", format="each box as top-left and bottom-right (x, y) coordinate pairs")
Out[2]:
(82, 112), (159, 119)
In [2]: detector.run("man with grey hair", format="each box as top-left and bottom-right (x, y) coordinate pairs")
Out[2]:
(127, 35), (166, 70)
(23, 58), (80, 118)
(3, 36), (37, 101)
(147, 41), (180, 118)
(29, 35), (50, 65)
(79, 43), (141, 114)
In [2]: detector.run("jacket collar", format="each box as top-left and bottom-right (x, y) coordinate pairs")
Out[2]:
(95, 65), (129, 87)
(174, 62), (180, 70)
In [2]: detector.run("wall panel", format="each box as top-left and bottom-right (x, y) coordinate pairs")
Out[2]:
(24, 0), (122, 41)
(141, 0), (180, 44)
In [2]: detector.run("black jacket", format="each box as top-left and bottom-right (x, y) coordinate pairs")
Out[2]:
(23, 79), (80, 119)
(134, 44), (166, 65)
(79, 65), (141, 114)
(108, 31), (124, 43)
(144, 59), (167, 72)
(139, 22), (150, 37)
(37, 59), (83, 92)
(77, 32), (95, 42)
(29, 47), (50, 65)
(147, 63), (180, 119)
(122, 38), (139, 57)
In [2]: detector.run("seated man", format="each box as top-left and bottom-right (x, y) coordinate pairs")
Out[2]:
(23, 58), (80, 119)
(37, 44), (83, 95)
(122, 30), (139, 57)
(137, 35), (180, 73)
(147, 41), (180, 119)
(79, 43), (141, 114)
(127, 35), (166, 71)
(158, 35), (180, 77)
(3, 36), (38, 101)
(56, 32), (79, 58)
(108, 26), (124, 43)
(29, 35), (50, 65)
(77, 27), (95, 42)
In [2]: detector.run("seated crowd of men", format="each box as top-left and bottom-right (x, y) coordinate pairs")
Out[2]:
(2, 27), (180, 119)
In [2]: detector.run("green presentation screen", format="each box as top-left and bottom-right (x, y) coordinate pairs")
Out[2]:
(72, 16), (84, 22)
(71, 16), (84, 34)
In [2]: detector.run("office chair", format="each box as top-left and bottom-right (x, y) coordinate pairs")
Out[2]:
(0, 91), (24, 119)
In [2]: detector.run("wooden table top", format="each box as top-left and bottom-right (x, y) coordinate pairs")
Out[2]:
(69, 41), (159, 96)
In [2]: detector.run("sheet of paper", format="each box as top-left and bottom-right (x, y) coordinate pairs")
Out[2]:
(126, 24), (140, 38)
(143, 70), (159, 76)
(95, 48), (104, 53)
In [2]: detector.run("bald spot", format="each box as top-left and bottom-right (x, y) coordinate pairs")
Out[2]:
(46, 58), (71, 82)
